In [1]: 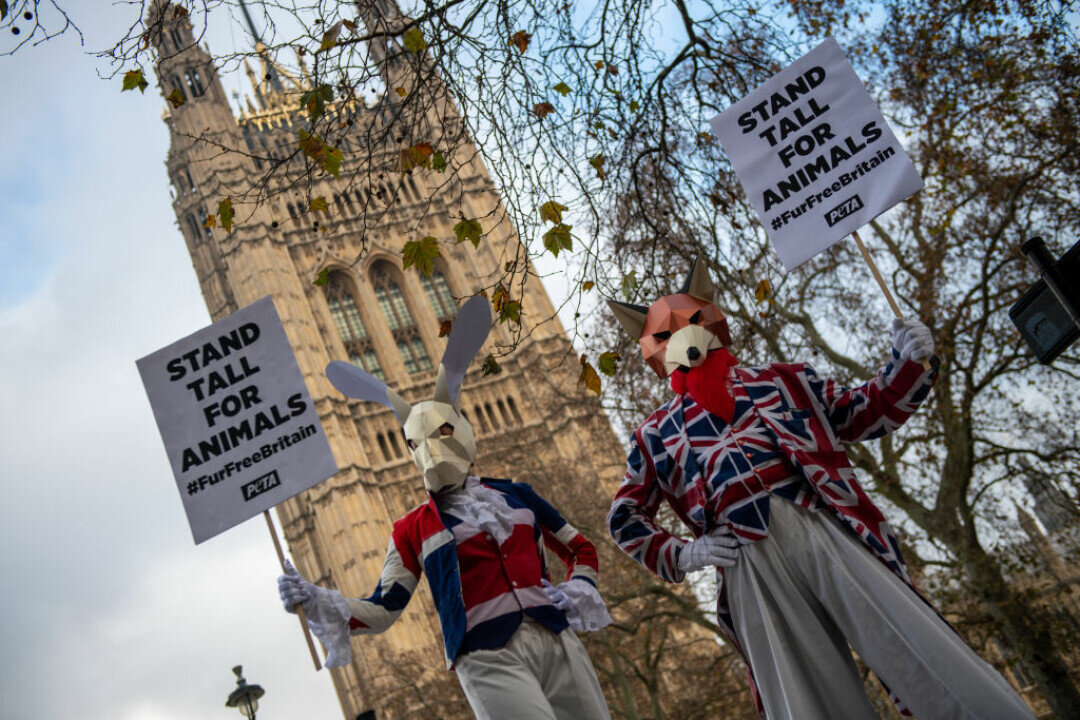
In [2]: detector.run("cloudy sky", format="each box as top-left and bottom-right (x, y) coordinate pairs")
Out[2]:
(0, 5), (377, 720)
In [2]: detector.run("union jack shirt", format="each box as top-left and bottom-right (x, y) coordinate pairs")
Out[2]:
(608, 352), (937, 715)
(345, 478), (599, 667)
(688, 383), (828, 542)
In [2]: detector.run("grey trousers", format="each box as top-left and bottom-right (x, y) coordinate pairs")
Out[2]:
(725, 500), (1034, 720)
(454, 622), (611, 720)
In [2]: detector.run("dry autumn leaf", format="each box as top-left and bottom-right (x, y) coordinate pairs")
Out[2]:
(539, 200), (566, 224)
(578, 354), (601, 395)
(509, 30), (531, 54)
(533, 102), (555, 119)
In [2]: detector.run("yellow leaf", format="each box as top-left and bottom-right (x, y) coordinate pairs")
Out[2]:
(582, 281), (594, 291)
(492, 283), (510, 312)
(122, 69), (148, 93)
(402, 27), (427, 53)
(204, 214), (218, 229)
(754, 279), (772, 304)
(319, 21), (342, 52)
(395, 87), (408, 97)
(553, 82), (571, 96)
(309, 196), (329, 213)
(539, 200), (566, 224)
(217, 197), (234, 233)
(598, 351), (620, 376)
(166, 88), (186, 108)
(578, 354), (601, 395)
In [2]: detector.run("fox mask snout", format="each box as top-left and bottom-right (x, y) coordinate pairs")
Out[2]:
(608, 258), (732, 379)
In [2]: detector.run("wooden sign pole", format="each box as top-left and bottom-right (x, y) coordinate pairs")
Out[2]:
(851, 229), (933, 370)
(264, 510), (323, 671)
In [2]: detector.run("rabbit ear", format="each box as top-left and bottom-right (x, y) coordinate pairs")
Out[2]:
(326, 361), (412, 423)
(433, 364), (452, 406)
(439, 295), (492, 406)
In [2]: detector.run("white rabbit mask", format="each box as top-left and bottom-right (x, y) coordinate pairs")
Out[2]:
(402, 384), (476, 493)
(325, 294), (490, 495)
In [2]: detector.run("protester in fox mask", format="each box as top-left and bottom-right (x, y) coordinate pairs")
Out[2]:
(606, 258), (1033, 720)
(278, 296), (612, 720)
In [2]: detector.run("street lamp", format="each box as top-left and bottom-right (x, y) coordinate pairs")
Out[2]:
(225, 665), (265, 720)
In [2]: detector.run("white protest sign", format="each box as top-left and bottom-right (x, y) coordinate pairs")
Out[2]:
(710, 37), (923, 270)
(138, 296), (338, 544)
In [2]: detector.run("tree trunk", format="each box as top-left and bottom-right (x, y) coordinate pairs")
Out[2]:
(960, 543), (1080, 718)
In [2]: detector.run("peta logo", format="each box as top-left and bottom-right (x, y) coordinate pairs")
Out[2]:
(824, 194), (864, 227)
(242, 469), (281, 501)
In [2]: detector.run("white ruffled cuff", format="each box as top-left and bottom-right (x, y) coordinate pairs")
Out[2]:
(303, 585), (353, 667)
(560, 579), (612, 633)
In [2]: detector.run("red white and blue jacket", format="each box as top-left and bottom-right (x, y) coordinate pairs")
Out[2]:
(608, 352), (937, 711)
(346, 478), (599, 668)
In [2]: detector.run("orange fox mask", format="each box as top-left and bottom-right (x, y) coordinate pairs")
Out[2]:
(608, 258), (732, 378)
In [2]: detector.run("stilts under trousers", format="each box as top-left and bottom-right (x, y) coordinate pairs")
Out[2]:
(726, 499), (1035, 720)
(454, 621), (611, 720)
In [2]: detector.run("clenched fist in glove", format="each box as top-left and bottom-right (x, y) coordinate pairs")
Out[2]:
(276, 560), (353, 667)
(678, 526), (740, 573)
(278, 560), (316, 613)
(891, 318), (935, 363)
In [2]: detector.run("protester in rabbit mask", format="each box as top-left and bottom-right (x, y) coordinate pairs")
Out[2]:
(605, 258), (1034, 720)
(278, 296), (612, 720)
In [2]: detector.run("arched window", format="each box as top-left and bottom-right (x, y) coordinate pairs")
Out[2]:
(184, 68), (205, 97)
(506, 396), (523, 424)
(371, 262), (432, 374)
(496, 399), (512, 426)
(325, 272), (383, 380)
(169, 28), (183, 51)
(472, 405), (489, 434)
(421, 268), (456, 323)
(185, 213), (202, 242)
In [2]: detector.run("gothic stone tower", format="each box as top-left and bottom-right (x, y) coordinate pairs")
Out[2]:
(148, 3), (631, 718)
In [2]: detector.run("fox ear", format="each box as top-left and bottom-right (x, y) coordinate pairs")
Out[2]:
(607, 300), (649, 339)
(679, 256), (716, 302)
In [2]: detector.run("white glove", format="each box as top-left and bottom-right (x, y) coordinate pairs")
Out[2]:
(541, 578), (574, 612)
(541, 578), (612, 632)
(891, 318), (935, 363)
(677, 526), (739, 573)
(278, 560), (316, 614)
